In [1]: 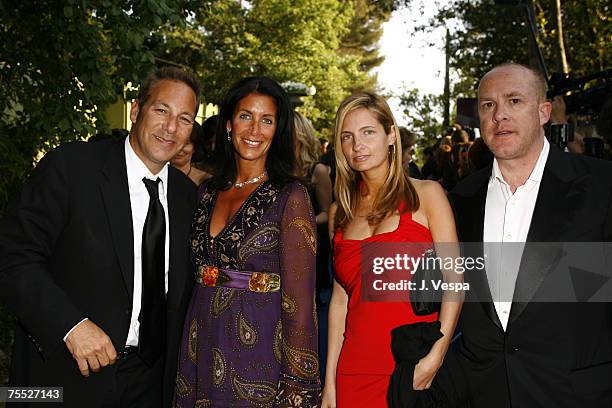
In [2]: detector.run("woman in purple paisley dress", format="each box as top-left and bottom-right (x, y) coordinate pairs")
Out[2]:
(174, 77), (321, 407)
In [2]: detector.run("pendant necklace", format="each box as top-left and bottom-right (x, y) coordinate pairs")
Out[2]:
(234, 171), (267, 189)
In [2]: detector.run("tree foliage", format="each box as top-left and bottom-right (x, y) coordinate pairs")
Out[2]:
(0, 0), (199, 214)
(151, 0), (393, 138)
(535, 0), (611, 74)
(399, 87), (445, 147)
(339, 0), (395, 89)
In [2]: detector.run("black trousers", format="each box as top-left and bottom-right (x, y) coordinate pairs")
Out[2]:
(6, 352), (165, 408)
(101, 353), (164, 408)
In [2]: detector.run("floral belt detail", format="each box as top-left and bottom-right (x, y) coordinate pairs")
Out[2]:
(196, 265), (281, 293)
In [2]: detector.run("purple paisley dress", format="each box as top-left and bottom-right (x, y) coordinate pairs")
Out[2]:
(174, 180), (321, 407)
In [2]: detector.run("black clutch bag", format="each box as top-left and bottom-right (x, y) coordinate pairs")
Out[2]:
(410, 248), (443, 316)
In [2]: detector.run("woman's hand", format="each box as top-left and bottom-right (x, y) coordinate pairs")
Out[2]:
(321, 385), (337, 408)
(412, 350), (443, 390)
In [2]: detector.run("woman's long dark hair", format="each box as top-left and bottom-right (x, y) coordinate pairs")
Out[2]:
(209, 77), (297, 190)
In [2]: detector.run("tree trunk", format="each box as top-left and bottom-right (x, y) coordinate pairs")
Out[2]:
(443, 29), (450, 128)
(554, 0), (569, 73)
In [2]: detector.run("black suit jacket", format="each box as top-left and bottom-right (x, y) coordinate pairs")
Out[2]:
(448, 146), (612, 408)
(0, 140), (197, 407)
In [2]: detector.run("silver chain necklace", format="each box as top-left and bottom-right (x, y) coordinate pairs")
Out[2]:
(233, 171), (267, 189)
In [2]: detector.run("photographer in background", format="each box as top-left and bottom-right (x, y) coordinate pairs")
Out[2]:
(550, 95), (584, 154)
(549, 95), (610, 159)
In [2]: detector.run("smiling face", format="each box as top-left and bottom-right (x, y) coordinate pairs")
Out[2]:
(129, 79), (197, 174)
(339, 107), (394, 175)
(227, 92), (277, 168)
(478, 65), (551, 162)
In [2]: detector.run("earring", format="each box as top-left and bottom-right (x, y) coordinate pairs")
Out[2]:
(227, 130), (231, 142)
(388, 144), (395, 156)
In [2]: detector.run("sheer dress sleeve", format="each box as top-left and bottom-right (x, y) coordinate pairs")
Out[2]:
(275, 182), (321, 407)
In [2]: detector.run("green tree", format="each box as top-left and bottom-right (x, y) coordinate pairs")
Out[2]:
(535, 0), (611, 74)
(399, 87), (445, 149)
(0, 0), (199, 215)
(151, 0), (393, 138)
(434, 0), (529, 100)
(339, 0), (395, 90)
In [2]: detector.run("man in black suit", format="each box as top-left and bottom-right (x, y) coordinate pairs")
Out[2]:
(449, 63), (612, 407)
(0, 67), (200, 407)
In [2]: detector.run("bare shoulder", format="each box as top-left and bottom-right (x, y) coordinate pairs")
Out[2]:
(410, 178), (450, 217)
(313, 162), (328, 178)
(410, 179), (456, 240)
(312, 163), (332, 187)
(410, 178), (446, 202)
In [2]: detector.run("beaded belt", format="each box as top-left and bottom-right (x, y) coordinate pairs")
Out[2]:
(196, 265), (281, 293)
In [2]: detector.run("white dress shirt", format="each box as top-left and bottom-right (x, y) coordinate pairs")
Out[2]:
(124, 137), (170, 347)
(483, 138), (549, 330)
(64, 138), (171, 343)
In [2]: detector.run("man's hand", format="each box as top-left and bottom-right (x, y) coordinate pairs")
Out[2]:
(65, 320), (117, 377)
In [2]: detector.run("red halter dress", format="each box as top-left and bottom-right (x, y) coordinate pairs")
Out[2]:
(333, 208), (437, 407)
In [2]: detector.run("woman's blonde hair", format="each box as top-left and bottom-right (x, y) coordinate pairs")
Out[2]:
(293, 111), (321, 178)
(333, 91), (419, 229)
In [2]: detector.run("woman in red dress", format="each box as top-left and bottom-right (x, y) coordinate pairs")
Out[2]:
(322, 92), (463, 407)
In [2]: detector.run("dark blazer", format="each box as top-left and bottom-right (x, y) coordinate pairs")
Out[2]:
(0, 140), (197, 407)
(448, 145), (612, 408)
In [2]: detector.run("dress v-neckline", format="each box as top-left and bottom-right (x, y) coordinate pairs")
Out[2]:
(207, 181), (267, 240)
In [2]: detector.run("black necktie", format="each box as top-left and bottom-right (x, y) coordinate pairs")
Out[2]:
(139, 177), (166, 366)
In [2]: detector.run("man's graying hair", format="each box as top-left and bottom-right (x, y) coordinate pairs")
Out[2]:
(137, 66), (202, 114)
